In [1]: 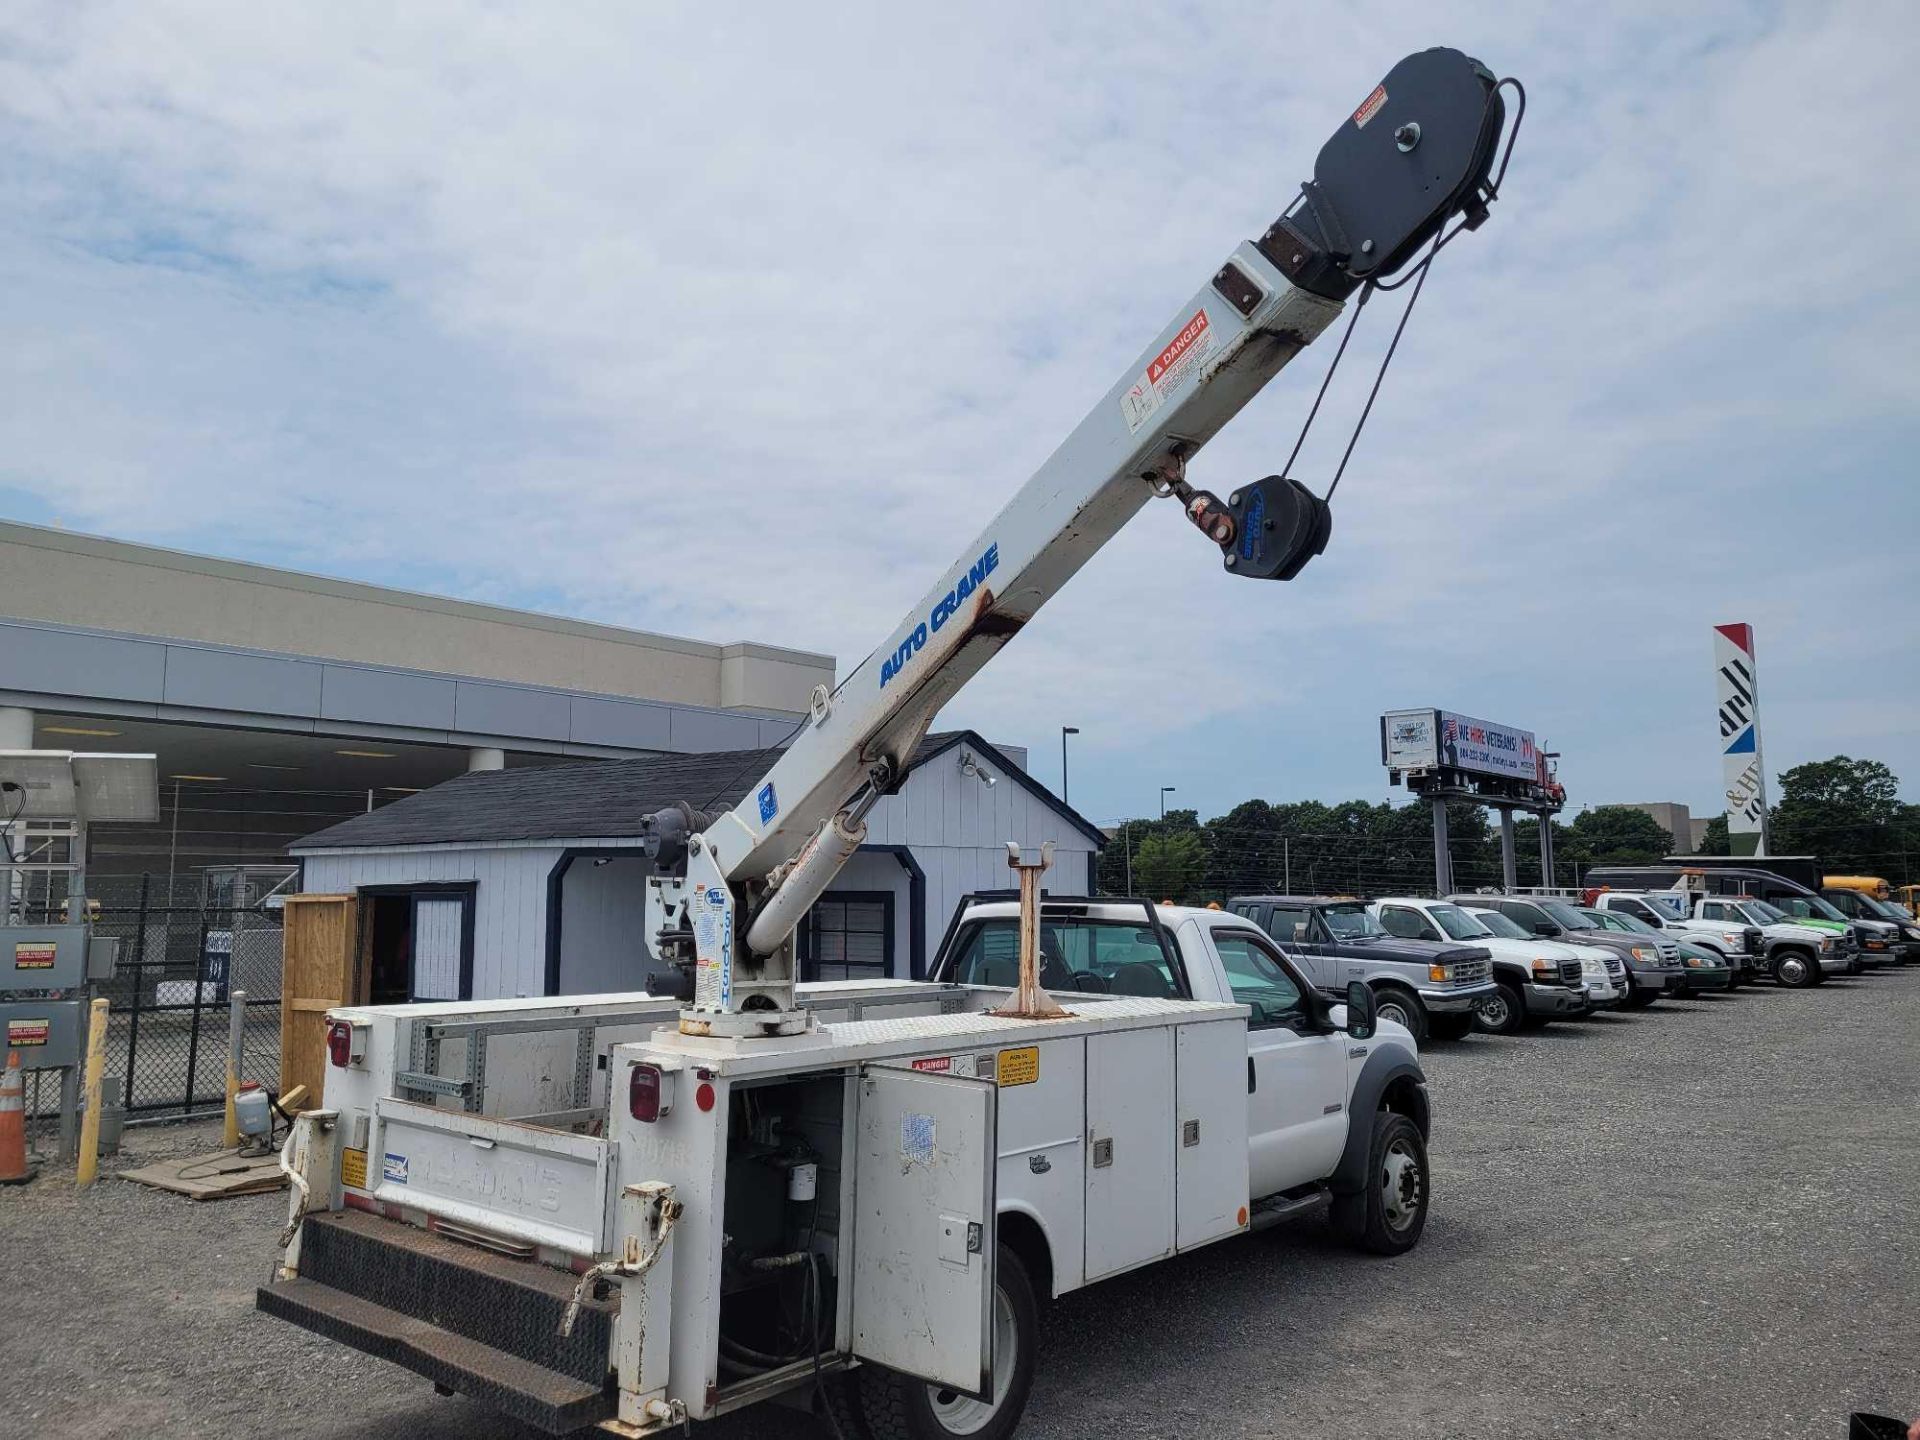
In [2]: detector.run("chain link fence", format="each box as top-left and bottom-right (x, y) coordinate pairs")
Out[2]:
(17, 872), (287, 1128)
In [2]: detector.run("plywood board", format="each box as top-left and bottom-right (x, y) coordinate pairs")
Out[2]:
(280, 894), (363, 1111)
(121, 1149), (288, 1200)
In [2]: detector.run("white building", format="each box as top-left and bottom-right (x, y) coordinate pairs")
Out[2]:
(291, 731), (1101, 999)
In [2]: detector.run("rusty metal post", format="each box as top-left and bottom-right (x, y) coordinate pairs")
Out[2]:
(991, 842), (1068, 1019)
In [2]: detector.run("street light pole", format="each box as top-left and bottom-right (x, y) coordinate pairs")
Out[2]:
(1160, 785), (1176, 820)
(1061, 726), (1079, 806)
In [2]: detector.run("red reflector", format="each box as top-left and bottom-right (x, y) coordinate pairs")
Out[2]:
(326, 1021), (352, 1068)
(695, 1082), (716, 1113)
(629, 1064), (664, 1123)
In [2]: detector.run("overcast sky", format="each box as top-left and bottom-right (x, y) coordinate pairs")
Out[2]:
(3, 2), (1916, 828)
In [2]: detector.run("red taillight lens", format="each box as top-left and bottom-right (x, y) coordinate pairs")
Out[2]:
(327, 1021), (352, 1068)
(629, 1063), (665, 1123)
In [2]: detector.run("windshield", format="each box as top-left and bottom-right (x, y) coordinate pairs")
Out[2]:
(1469, 909), (1528, 940)
(1540, 899), (1594, 930)
(1865, 896), (1912, 922)
(1321, 903), (1387, 939)
(1593, 908), (1656, 934)
(1428, 904), (1489, 941)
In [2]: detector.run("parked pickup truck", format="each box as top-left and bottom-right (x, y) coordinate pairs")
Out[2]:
(260, 897), (1432, 1440)
(1591, 889), (1836, 988)
(1447, 893), (1685, 1007)
(1368, 895), (1616, 1033)
(1225, 894), (1497, 1043)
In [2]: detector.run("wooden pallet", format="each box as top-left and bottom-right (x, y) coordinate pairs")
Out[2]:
(121, 1149), (287, 1200)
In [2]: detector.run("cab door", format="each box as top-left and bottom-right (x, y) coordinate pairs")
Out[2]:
(1201, 924), (1347, 1196)
(850, 1066), (998, 1396)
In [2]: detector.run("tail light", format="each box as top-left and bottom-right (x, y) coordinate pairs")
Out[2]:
(629, 1063), (675, 1123)
(327, 1020), (366, 1067)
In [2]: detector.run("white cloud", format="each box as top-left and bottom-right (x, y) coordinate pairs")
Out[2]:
(2, 0), (1917, 821)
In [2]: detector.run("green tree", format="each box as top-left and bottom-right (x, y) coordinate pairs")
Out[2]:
(1695, 814), (1729, 856)
(1132, 830), (1207, 904)
(1769, 756), (1901, 868)
(1566, 805), (1673, 864)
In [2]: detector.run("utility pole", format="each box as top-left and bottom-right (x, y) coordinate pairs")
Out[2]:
(1283, 836), (1291, 894)
(1060, 726), (1079, 806)
(1160, 786), (1176, 820)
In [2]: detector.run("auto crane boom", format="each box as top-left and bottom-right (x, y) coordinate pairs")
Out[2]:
(641, 47), (1520, 1037)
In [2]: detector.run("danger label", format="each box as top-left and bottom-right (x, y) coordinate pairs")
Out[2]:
(13, 942), (57, 970)
(1120, 308), (1218, 433)
(7, 1017), (50, 1047)
(910, 1056), (951, 1073)
(1354, 84), (1388, 128)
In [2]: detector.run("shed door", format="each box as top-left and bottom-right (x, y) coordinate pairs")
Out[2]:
(850, 1066), (997, 1395)
(278, 895), (365, 1111)
(411, 897), (467, 1001)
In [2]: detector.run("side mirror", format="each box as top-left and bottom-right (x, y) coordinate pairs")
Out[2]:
(1344, 980), (1376, 1040)
(1533, 922), (1559, 938)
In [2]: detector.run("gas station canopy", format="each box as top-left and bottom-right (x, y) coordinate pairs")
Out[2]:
(0, 751), (161, 823)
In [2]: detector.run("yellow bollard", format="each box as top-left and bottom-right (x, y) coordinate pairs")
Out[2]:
(76, 997), (110, 1189)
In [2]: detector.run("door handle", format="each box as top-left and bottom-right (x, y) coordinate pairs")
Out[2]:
(1247, 1057), (1256, 1093)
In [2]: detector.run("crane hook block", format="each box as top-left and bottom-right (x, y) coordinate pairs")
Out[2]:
(1221, 476), (1332, 582)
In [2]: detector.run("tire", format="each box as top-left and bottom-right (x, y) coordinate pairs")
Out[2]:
(1621, 977), (1658, 1009)
(1328, 1110), (1429, 1257)
(858, 1243), (1037, 1440)
(817, 1372), (872, 1440)
(1372, 986), (1428, 1043)
(1427, 1013), (1475, 1042)
(1475, 982), (1525, 1035)
(1772, 949), (1816, 988)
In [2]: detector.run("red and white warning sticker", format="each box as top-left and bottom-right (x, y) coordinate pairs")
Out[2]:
(1353, 84), (1388, 128)
(1120, 308), (1218, 433)
(7, 1016), (50, 1047)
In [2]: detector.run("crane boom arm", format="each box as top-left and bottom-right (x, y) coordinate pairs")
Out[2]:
(648, 47), (1514, 1035)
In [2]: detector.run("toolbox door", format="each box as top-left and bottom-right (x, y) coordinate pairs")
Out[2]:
(850, 1066), (998, 1396)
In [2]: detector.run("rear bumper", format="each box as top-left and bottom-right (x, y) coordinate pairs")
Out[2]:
(256, 1212), (616, 1435)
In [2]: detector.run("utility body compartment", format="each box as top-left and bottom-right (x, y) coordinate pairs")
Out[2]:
(262, 988), (1250, 1434)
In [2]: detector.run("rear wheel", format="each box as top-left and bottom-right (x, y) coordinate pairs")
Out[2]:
(1371, 986), (1428, 1043)
(1329, 1109), (1428, 1256)
(858, 1243), (1036, 1440)
(1475, 982), (1525, 1035)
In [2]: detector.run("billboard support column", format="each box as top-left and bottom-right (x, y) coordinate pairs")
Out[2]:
(1431, 798), (1453, 895)
(1498, 807), (1517, 890)
(1538, 812), (1556, 890)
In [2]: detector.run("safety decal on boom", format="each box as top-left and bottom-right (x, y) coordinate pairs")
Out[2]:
(1120, 308), (1217, 434)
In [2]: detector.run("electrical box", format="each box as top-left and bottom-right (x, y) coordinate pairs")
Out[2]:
(2, 999), (82, 1070)
(0, 924), (90, 993)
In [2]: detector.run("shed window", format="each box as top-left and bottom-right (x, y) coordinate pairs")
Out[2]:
(804, 893), (892, 981)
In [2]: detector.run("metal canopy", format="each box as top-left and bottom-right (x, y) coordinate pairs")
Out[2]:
(0, 751), (160, 823)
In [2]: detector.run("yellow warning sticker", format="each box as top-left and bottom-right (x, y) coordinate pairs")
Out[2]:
(341, 1147), (368, 1190)
(996, 1046), (1039, 1087)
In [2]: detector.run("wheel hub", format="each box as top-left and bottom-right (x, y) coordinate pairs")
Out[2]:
(1380, 1139), (1423, 1232)
(927, 1285), (1016, 1434)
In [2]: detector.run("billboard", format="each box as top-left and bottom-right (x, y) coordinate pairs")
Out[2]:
(1713, 622), (1768, 856)
(1381, 708), (1542, 783)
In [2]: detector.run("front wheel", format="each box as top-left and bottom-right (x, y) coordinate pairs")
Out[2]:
(1475, 982), (1525, 1035)
(1330, 1109), (1429, 1256)
(1428, 1012), (1476, 1042)
(1371, 987), (1428, 1043)
(1773, 950), (1816, 988)
(859, 1243), (1037, 1440)
(1622, 978), (1658, 1009)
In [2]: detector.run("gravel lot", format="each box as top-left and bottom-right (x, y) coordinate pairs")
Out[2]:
(6, 970), (1916, 1439)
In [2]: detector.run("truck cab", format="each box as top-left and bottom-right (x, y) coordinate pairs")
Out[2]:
(1817, 887), (1914, 965)
(1224, 894), (1496, 1043)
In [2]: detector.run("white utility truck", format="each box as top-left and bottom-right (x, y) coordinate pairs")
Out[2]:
(258, 46), (1521, 1440)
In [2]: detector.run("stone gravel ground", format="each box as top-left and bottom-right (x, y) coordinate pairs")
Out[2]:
(4, 969), (1915, 1439)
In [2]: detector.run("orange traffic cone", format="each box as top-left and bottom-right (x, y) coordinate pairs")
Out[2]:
(0, 1049), (35, 1185)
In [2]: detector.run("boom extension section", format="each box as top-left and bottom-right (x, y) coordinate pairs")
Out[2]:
(642, 47), (1517, 1037)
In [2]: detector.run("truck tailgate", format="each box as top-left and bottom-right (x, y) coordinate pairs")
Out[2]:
(373, 1098), (614, 1255)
